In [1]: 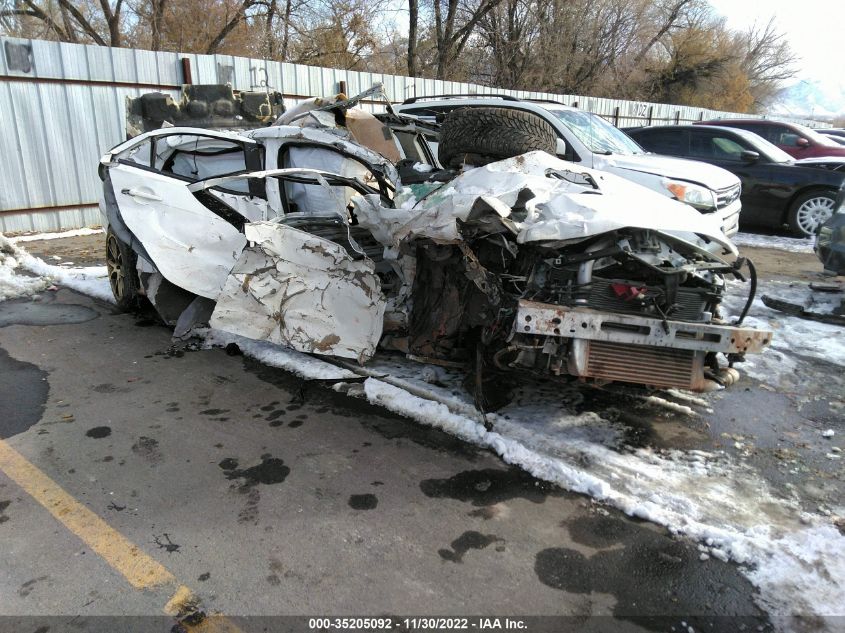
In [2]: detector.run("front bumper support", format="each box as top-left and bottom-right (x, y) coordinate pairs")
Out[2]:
(515, 300), (772, 355)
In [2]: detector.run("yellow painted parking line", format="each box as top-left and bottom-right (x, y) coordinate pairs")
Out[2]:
(0, 439), (245, 632)
(164, 585), (199, 616)
(0, 439), (174, 589)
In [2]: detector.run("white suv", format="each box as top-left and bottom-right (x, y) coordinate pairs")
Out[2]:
(396, 96), (742, 237)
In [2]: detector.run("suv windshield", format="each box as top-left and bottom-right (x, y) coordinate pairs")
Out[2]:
(549, 109), (644, 155)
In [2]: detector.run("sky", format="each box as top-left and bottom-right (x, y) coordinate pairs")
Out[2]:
(381, 0), (844, 115)
(708, 0), (845, 114)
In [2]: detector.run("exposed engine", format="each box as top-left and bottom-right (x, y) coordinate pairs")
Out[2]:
(405, 221), (765, 410)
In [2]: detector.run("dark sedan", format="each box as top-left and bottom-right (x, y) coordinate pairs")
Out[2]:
(696, 119), (845, 159)
(625, 125), (845, 237)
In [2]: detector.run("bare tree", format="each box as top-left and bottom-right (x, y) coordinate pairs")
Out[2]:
(738, 17), (798, 108)
(474, 0), (538, 88)
(205, 0), (256, 54)
(1, 0), (123, 45)
(288, 0), (384, 70)
(427, 0), (503, 79)
(407, 0), (418, 76)
(149, 0), (167, 50)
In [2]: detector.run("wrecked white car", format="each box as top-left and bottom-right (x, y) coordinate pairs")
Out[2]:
(98, 100), (771, 410)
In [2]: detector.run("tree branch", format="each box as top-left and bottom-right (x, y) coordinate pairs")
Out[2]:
(54, 0), (107, 45)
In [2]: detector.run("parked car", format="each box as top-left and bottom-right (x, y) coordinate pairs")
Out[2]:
(818, 128), (845, 139)
(818, 130), (845, 146)
(98, 90), (770, 404)
(625, 124), (845, 237)
(696, 119), (845, 159)
(395, 96), (742, 238)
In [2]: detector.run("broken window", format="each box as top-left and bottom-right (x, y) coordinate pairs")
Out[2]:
(115, 139), (154, 168)
(278, 145), (381, 217)
(152, 134), (254, 194)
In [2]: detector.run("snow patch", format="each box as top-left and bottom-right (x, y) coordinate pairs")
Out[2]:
(9, 227), (104, 243)
(203, 328), (357, 381)
(722, 279), (845, 384)
(733, 232), (815, 254)
(0, 233), (112, 303)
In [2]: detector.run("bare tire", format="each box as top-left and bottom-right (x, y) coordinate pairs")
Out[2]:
(787, 190), (835, 237)
(106, 229), (139, 310)
(438, 107), (558, 168)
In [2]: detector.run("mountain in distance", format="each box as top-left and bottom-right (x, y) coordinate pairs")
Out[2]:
(770, 79), (845, 119)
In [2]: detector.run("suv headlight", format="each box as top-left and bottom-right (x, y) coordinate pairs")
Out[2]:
(662, 179), (717, 211)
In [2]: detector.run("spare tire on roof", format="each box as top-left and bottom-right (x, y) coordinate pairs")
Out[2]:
(438, 107), (558, 168)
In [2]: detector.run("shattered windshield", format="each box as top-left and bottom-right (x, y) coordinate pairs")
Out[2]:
(549, 109), (644, 155)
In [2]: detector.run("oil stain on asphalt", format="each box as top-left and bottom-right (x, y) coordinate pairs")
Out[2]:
(85, 426), (112, 439)
(219, 456), (290, 525)
(0, 345), (48, 440)
(219, 456), (290, 486)
(0, 297), (98, 328)
(438, 531), (504, 563)
(0, 499), (11, 524)
(348, 494), (378, 510)
(536, 514), (769, 632)
(420, 468), (562, 506)
(131, 436), (162, 464)
(244, 357), (479, 457)
(153, 533), (181, 553)
(18, 576), (48, 598)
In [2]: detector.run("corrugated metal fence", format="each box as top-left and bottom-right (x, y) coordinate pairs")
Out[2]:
(0, 35), (828, 234)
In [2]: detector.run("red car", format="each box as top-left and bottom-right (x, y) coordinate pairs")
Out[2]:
(696, 119), (845, 159)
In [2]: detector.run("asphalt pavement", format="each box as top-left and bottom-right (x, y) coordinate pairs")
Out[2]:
(0, 289), (772, 633)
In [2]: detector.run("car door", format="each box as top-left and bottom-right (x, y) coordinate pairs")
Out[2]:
(104, 129), (264, 299)
(687, 129), (774, 225)
(631, 127), (689, 156)
(189, 167), (387, 362)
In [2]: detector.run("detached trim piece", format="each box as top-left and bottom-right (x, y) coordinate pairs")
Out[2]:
(516, 300), (772, 354)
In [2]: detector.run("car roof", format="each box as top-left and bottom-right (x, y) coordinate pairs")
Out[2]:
(401, 94), (566, 106)
(631, 124), (786, 150)
(629, 124), (747, 135)
(699, 118), (777, 124)
(397, 96), (579, 113)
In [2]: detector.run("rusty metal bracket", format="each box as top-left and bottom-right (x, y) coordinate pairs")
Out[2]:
(516, 300), (772, 355)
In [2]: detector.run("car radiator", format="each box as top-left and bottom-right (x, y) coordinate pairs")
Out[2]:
(587, 278), (709, 322)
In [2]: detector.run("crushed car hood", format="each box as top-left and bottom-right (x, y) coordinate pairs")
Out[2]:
(354, 152), (736, 255)
(593, 153), (740, 190)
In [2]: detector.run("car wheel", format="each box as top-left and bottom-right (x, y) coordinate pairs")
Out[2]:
(438, 107), (557, 169)
(788, 190), (836, 238)
(106, 229), (139, 310)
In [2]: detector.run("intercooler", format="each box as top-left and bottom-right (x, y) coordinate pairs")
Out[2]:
(515, 299), (772, 392)
(582, 340), (701, 389)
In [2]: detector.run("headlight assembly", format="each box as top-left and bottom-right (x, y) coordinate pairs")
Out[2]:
(663, 179), (717, 211)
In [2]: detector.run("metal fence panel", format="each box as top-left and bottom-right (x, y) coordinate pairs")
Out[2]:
(0, 35), (831, 233)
